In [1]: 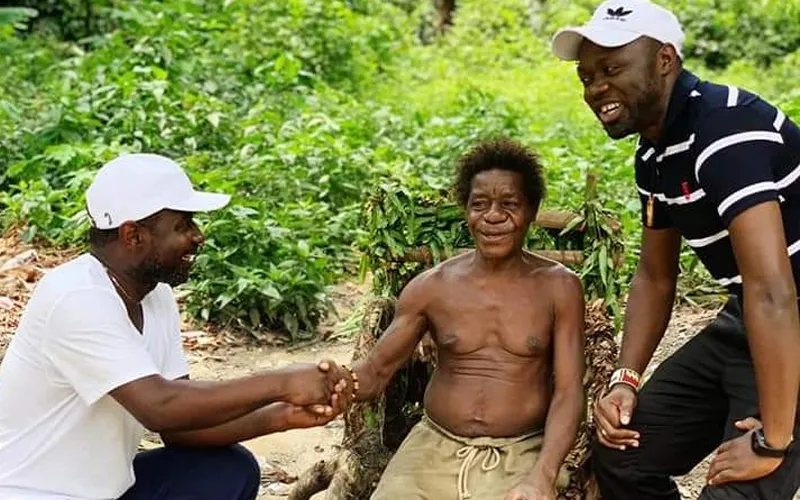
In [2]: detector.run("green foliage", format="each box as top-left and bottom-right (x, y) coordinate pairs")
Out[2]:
(4, 0), (800, 339)
(0, 7), (38, 30)
(358, 181), (469, 298)
(0, 0), (412, 338)
(670, 0), (800, 69)
(358, 173), (626, 320)
(536, 0), (800, 69)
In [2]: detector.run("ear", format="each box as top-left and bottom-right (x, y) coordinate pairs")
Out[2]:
(118, 221), (145, 249)
(657, 44), (680, 76)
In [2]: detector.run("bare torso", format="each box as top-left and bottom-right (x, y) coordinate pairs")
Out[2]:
(421, 251), (563, 438)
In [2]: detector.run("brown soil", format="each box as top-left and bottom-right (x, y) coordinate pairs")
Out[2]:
(0, 236), (796, 500)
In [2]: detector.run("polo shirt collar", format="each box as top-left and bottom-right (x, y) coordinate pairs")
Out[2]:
(641, 69), (700, 148)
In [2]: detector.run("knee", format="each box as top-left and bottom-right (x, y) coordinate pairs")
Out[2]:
(192, 444), (260, 496)
(221, 444), (261, 485)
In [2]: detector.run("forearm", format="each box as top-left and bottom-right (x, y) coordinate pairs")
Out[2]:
(147, 372), (289, 432)
(528, 385), (584, 483)
(353, 357), (397, 401)
(743, 289), (800, 447)
(619, 271), (676, 374)
(161, 402), (290, 447)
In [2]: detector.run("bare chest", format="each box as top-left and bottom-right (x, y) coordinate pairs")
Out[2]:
(426, 286), (553, 357)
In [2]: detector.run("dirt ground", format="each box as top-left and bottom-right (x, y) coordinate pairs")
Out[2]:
(0, 237), (797, 500)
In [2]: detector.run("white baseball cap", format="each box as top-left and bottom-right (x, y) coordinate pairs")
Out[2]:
(551, 0), (684, 61)
(86, 153), (231, 230)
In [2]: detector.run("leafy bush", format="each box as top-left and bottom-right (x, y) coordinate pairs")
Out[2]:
(5, 0), (800, 339)
(0, 0), (412, 338)
(536, 0), (800, 69)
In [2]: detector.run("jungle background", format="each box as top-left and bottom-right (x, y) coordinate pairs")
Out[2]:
(1, 0), (800, 498)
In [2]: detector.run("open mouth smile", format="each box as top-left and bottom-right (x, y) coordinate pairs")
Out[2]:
(597, 102), (623, 123)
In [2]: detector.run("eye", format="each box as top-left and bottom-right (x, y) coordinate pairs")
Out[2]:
(470, 199), (488, 210)
(604, 65), (619, 77)
(502, 201), (519, 209)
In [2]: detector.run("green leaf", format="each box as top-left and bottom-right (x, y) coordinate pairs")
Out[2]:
(599, 244), (608, 286)
(249, 307), (261, 326)
(260, 284), (282, 300)
(207, 112), (221, 129)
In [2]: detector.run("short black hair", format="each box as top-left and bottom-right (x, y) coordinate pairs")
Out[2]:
(88, 226), (119, 248)
(454, 138), (546, 211)
(87, 211), (163, 248)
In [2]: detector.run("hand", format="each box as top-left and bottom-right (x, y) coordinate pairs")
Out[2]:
(279, 388), (345, 430)
(317, 360), (349, 396)
(503, 477), (556, 500)
(594, 385), (640, 450)
(707, 418), (783, 487)
(279, 359), (344, 408)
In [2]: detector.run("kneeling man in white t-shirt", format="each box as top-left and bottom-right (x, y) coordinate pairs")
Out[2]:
(0, 154), (347, 500)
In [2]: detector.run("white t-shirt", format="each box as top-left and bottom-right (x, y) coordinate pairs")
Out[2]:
(0, 254), (189, 500)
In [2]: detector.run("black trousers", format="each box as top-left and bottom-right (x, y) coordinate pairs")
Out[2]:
(592, 297), (800, 499)
(118, 444), (260, 500)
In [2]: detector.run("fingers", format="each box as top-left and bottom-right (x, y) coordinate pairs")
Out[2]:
(594, 401), (639, 449)
(304, 404), (334, 419)
(318, 360), (348, 392)
(706, 452), (728, 482)
(595, 397), (621, 428)
(734, 417), (762, 431)
(707, 455), (735, 487)
(595, 414), (638, 449)
(619, 401), (634, 426)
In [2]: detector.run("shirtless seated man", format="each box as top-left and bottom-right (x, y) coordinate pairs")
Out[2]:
(337, 139), (586, 500)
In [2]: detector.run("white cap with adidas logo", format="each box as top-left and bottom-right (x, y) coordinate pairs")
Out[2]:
(551, 0), (685, 61)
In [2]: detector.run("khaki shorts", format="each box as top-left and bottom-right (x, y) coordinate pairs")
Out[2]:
(371, 414), (553, 500)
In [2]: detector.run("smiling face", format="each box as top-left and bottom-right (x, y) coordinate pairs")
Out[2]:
(466, 169), (533, 260)
(576, 37), (667, 140)
(135, 210), (205, 287)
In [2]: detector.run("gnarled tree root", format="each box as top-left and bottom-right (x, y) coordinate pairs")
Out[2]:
(287, 450), (361, 500)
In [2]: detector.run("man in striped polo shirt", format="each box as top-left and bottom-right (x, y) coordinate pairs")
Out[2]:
(552, 0), (800, 499)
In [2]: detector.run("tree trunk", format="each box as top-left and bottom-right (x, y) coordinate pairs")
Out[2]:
(436, 0), (456, 33)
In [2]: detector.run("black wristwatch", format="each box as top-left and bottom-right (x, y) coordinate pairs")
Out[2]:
(751, 428), (793, 458)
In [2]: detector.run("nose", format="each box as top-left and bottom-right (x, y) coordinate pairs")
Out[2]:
(585, 78), (609, 103)
(191, 225), (205, 246)
(484, 202), (506, 223)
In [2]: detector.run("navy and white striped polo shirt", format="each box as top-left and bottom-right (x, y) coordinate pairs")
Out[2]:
(635, 70), (800, 298)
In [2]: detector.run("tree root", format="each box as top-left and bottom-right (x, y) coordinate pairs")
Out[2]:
(287, 450), (360, 500)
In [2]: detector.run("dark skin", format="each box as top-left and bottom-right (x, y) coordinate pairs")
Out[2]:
(336, 170), (586, 499)
(578, 38), (800, 485)
(91, 209), (346, 444)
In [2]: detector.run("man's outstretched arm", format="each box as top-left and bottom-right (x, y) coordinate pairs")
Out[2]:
(109, 361), (344, 433)
(526, 270), (587, 487)
(349, 271), (432, 401)
(159, 376), (342, 447)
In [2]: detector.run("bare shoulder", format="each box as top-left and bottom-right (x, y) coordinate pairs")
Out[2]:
(396, 260), (446, 309)
(523, 250), (584, 298)
(397, 252), (470, 303)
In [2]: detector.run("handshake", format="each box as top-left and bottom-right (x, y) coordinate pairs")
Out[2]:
(272, 359), (360, 430)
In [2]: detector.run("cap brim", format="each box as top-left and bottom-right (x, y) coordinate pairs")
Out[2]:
(167, 190), (231, 214)
(551, 26), (641, 61)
